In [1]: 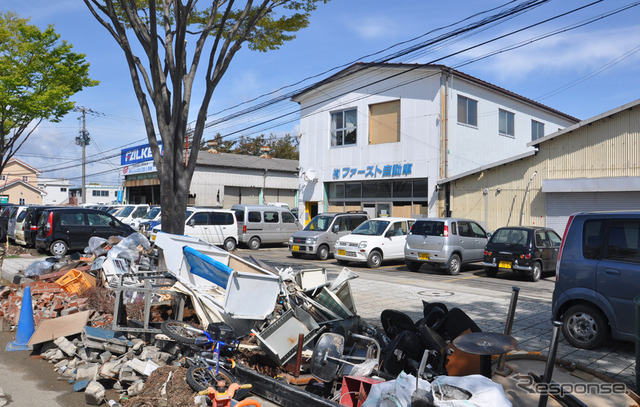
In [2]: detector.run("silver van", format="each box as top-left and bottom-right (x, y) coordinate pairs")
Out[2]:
(288, 212), (368, 260)
(404, 217), (489, 275)
(231, 204), (302, 249)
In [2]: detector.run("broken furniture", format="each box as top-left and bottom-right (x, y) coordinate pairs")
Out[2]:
(452, 332), (518, 378)
(112, 272), (186, 334)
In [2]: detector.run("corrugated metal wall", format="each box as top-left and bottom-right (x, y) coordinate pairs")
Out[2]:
(447, 107), (640, 232)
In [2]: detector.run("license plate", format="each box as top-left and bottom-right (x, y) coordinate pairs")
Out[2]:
(499, 261), (512, 269)
(292, 245), (300, 251)
(338, 249), (346, 256)
(418, 253), (430, 260)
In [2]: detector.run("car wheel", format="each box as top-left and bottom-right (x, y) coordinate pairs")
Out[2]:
(50, 240), (68, 256)
(291, 252), (303, 258)
(316, 245), (329, 260)
(447, 254), (461, 275)
(406, 261), (422, 272)
(337, 259), (350, 266)
(223, 237), (237, 252)
(366, 251), (382, 268)
(562, 304), (608, 349)
(529, 262), (542, 282)
(484, 266), (497, 277)
(248, 237), (260, 250)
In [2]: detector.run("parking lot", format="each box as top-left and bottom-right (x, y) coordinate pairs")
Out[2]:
(236, 245), (636, 391)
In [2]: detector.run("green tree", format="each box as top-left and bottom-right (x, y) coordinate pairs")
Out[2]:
(234, 134), (266, 156)
(201, 133), (235, 153)
(84, 0), (326, 235)
(0, 12), (98, 176)
(267, 133), (299, 160)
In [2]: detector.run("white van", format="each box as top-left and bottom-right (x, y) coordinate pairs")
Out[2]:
(151, 208), (238, 251)
(8, 206), (28, 242)
(114, 204), (150, 227)
(231, 204), (302, 250)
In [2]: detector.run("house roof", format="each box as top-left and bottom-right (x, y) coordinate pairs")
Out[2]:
(439, 98), (640, 184)
(0, 179), (47, 195)
(196, 152), (299, 173)
(291, 62), (579, 123)
(5, 158), (42, 175)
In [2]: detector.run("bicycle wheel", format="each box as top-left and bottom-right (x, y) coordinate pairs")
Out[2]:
(161, 320), (209, 345)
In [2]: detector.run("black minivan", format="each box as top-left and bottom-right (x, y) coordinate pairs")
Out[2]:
(35, 207), (135, 256)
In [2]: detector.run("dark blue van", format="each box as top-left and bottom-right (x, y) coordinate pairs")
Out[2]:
(552, 211), (640, 349)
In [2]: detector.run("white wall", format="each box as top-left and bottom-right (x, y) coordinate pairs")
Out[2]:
(297, 67), (442, 215)
(38, 178), (70, 205)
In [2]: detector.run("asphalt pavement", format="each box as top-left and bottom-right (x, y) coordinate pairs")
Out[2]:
(1, 249), (636, 403)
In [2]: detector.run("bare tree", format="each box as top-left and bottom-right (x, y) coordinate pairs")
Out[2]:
(83, 0), (324, 233)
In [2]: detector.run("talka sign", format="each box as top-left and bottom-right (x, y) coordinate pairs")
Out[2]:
(121, 143), (163, 166)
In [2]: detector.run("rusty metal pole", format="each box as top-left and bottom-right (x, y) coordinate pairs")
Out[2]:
(538, 321), (563, 407)
(497, 286), (520, 372)
(294, 333), (304, 378)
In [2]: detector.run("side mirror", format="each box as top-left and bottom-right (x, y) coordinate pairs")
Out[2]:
(332, 224), (339, 233)
(487, 232), (492, 238)
(385, 230), (393, 238)
(187, 219), (195, 226)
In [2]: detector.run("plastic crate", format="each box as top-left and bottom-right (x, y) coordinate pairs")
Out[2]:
(55, 269), (93, 295)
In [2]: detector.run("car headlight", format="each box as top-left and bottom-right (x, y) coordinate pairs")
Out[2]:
(288, 236), (293, 243)
(306, 237), (317, 244)
(358, 241), (368, 249)
(336, 240), (342, 246)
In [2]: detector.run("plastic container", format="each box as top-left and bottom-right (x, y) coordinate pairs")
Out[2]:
(55, 269), (93, 295)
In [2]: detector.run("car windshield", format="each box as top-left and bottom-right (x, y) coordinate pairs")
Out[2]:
(410, 221), (445, 236)
(143, 207), (161, 219)
(491, 228), (530, 246)
(352, 220), (389, 236)
(303, 215), (334, 232)
(117, 206), (135, 217)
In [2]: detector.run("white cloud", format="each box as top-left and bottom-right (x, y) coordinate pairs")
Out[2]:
(349, 16), (398, 40)
(468, 25), (640, 80)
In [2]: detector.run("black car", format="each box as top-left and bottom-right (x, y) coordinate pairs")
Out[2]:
(482, 226), (562, 282)
(35, 207), (135, 256)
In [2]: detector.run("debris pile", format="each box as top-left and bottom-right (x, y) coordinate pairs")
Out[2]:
(1, 231), (516, 406)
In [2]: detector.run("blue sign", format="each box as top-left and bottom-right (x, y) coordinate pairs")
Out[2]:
(121, 143), (163, 166)
(332, 163), (413, 180)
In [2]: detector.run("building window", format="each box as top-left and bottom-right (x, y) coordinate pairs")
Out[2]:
(369, 100), (400, 145)
(22, 176), (28, 182)
(101, 190), (109, 197)
(0, 176), (5, 181)
(457, 95), (477, 127)
(19, 198), (25, 205)
(92, 190), (100, 197)
(531, 120), (544, 141)
(60, 187), (67, 192)
(331, 109), (357, 147)
(499, 109), (515, 137)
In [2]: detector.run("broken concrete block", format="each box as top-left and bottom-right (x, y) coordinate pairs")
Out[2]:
(100, 360), (122, 378)
(82, 337), (107, 351)
(54, 336), (78, 357)
(99, 351), (113, 364)
(75, 363), (99, 382)
(127, 379), (145, 397)
(54, 359), (69, 370)
(85, 380), (106, 406)
(118, 366), (139, 382)
(46, 349), (66, 362)
(103, 342), (127, 355)
(131, 338), (145, 352)
(125, 358), (159, 376)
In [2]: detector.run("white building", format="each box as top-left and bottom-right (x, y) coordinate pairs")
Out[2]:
(70, 184), (121, 205)
(38, 177), (70, 205)
(291, 63), (578, 223)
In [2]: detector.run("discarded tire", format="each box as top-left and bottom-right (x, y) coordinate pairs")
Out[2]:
(160, 320), (208, 345)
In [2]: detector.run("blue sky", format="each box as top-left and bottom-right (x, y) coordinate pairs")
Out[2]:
(8, 0), (640, 186)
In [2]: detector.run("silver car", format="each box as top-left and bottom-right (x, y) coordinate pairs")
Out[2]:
(404, 217), (489, 275)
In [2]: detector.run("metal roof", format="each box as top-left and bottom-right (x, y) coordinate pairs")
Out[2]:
(196, 152), (299, 173)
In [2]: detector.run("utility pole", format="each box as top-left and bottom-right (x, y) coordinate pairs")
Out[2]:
(74, 106), (103, 204)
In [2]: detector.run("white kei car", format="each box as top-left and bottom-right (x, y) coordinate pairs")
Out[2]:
(334, 217), (415, 268)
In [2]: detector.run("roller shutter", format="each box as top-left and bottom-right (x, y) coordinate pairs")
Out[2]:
(546, 192), (640, 235)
